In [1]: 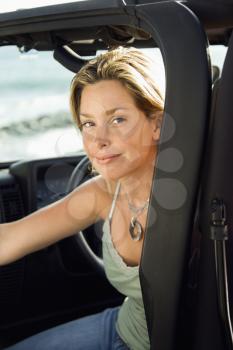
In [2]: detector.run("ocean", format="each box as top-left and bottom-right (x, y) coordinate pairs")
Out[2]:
(0, 46), (83, 161)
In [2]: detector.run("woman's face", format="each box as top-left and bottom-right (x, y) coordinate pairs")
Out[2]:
(79, 79), (160, 181)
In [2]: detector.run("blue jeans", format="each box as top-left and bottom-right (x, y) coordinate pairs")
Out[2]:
(5, 307), (129, 350)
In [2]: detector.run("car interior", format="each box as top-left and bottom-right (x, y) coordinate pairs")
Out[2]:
(0, 1), (233, 349)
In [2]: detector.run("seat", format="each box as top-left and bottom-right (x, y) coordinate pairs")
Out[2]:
(192, 31), (233, 350)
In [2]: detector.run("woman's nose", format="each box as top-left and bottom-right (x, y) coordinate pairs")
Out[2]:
(93, 124), (110, 148)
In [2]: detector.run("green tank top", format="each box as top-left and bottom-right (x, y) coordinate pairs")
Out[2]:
(102, 182), (150, 350)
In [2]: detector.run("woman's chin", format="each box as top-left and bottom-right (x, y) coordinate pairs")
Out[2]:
(94, 166), (123, 181)
(93, 157), (139, 181)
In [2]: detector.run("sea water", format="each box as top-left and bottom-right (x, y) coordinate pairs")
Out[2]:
(0, 46), (83, 161)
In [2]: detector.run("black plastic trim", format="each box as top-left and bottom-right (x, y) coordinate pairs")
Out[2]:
(0, 1), (127, 36)
(134, 2), (210, 349)
(9, 155), (84, 214)
(194, 29), (233, 350)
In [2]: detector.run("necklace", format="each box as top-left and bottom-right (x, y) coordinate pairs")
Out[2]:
(126, 194), (149, 241)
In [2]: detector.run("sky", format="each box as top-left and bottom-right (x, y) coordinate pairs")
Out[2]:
(0, 0), (83, 13)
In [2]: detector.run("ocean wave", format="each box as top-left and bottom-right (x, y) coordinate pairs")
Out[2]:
(0, 111), (74, 136)
(0, 126), (83, 162)
(0, 91), (71, 125)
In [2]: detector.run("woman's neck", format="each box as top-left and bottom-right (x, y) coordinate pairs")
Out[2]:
(119, 155), (156, 205)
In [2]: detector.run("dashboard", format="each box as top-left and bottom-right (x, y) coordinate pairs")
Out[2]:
(35, 162), (77, 209)
(0, 154), (102, 257)
(0, 155), (84, 220)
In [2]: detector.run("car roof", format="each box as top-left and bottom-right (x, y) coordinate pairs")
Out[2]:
(0, 0), (232, 55)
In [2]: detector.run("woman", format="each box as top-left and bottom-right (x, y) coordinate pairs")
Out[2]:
(0, 47), (164, 349)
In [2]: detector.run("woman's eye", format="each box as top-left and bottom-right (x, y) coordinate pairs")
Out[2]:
(112, 117), (125, 125)
(81, 121), (95, 129)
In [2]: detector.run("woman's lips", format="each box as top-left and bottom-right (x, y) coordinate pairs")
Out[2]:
(95, 154), (121, 165)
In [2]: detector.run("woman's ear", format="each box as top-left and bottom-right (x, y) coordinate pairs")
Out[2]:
(152, 111), (163, 142)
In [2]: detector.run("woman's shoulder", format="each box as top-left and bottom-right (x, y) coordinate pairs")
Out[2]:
(78, 175), (118, 220)
(81, 175), (117, 193)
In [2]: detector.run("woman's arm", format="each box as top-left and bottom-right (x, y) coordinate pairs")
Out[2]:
(0, 176), (109, 266)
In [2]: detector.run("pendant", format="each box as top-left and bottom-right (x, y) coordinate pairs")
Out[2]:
(129, 217), (143, 241)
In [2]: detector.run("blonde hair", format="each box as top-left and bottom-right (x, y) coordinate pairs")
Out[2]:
(70, 46), (164, 129)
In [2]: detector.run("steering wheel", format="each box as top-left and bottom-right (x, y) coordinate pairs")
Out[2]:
(66, 156), (104, 275)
